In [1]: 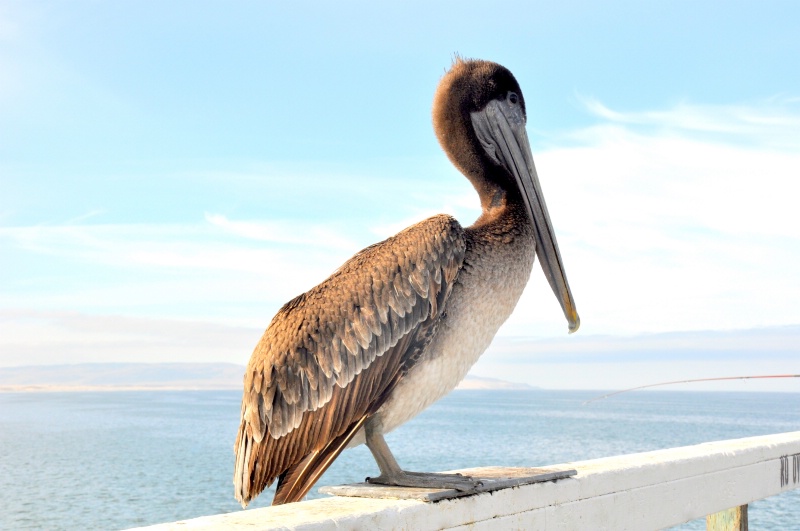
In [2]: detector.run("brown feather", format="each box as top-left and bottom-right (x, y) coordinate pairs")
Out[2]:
(233, 214), (465, 506)
(273, 416), (369, 504)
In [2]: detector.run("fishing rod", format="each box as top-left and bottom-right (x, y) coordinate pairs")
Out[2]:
(583, 374), (800, 405)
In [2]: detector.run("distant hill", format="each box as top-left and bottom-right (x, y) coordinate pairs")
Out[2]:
(456, 375), (535, 390)
(0, 363), (531, 392)
(0, 363), (244, 392)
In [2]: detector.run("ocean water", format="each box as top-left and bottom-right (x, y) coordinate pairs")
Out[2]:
(1, 389), (798, 530)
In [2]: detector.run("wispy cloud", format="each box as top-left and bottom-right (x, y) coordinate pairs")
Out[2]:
(4, 310), (797, 394)
(470, 326), (800, 391)
(500, 98), (800, 337)
(577, 95), (800, 149)
(1, 219), (357, 270)
(64, 210), (106, 224)
(490, 326), (800, 363)
(204, 212), (358, 250)
(3, 98), (800, 370)
(0, 220), (359, 324)
(0, 309), (260, 366)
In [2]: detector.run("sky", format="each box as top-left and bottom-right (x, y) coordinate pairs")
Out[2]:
(2, 1), (800, 390)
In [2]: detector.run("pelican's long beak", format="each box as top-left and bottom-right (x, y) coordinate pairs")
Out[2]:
(471, 99), (580, 333)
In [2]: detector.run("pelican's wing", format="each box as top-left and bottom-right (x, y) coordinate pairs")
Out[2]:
(234, 214), (466, 506)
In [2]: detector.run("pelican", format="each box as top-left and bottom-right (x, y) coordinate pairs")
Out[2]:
(233, 58), (579, 506)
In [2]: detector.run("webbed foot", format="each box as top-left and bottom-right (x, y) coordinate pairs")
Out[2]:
(366, 470), (483, 492)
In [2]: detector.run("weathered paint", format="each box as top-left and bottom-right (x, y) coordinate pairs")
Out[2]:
(130, 431), (800, 531)
(320, 467), (577, 502)
(707, 505), (748, 531)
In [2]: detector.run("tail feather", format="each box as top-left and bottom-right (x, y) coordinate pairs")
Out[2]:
(234, 422), (263, 507)
(234, 414), (369, 507)
(272, 416), (368, 505)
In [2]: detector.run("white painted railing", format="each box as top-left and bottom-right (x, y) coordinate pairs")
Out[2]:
(132, 431), (800, 530)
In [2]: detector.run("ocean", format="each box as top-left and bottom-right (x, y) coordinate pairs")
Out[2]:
(1, 389), (798, 530)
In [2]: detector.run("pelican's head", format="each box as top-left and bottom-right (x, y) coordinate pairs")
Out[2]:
(433, 58), (580, 334)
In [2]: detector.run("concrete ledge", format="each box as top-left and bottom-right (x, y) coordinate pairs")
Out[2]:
(320, 467), (577, 501)
(131, 431), (800, 530)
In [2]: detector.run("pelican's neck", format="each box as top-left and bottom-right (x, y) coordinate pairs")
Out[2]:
(469, 204), (533, 254)
(468, 168), (531, 237)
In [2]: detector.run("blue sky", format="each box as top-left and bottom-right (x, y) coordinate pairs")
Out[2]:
(2, 1), (800, 390)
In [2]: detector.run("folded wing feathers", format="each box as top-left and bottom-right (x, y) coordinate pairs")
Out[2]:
(234, 215), (465, 504)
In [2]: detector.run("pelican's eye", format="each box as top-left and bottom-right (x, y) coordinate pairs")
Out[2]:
(508, 92), (519, 104)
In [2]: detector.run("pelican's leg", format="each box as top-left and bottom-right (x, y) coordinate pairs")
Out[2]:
(364, 420), (482, 491)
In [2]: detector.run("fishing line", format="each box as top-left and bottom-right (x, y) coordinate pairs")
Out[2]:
(583, 374), (800, 405)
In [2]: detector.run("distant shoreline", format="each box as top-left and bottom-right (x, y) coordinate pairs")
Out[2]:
(0, 382), (534, 393)
(0, 362), (535, 393)
(0, 384), (243, 393)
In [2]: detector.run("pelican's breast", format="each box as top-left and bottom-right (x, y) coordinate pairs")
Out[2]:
(370, 222), (536, 435)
